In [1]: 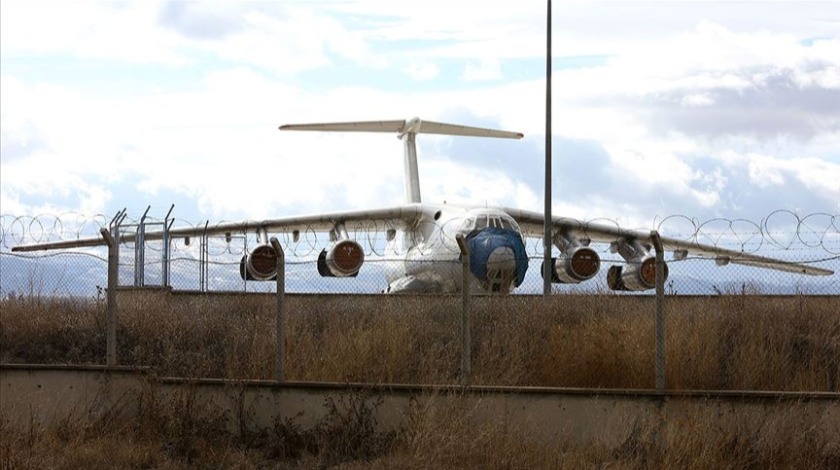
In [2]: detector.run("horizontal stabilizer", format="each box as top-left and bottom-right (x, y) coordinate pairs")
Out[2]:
(279, 117), (523, 139)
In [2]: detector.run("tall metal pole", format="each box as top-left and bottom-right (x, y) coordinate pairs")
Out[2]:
(651, 230), (666, 391)
(101, 228), (118, 367)
(103, 208), (126, 367)
(456, 234), (471, 387)
(543, 0), (553, 297)
(270, 237), (286, 382)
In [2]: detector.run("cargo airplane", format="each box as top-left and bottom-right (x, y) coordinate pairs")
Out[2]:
(12, 118), (833, 293)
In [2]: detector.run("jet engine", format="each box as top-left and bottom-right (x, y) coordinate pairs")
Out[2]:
(317, 239), (365, 277)
(606, 256), (668, 291)
(239, 244), (279, 281)
(541, 246), (601, 283)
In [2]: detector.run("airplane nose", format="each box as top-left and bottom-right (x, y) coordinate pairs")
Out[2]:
(465, 227), (528, 292)
(485, 246), (517, 291)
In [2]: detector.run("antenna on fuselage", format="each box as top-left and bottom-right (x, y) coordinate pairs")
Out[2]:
(279, 117), (524, 204)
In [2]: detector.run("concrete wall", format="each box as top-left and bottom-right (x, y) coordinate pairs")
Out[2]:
(3, 364), (838, 449)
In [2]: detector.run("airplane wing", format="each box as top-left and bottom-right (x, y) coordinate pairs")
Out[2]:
(502, 207), (834, 276)
(11, 205), (424, 252)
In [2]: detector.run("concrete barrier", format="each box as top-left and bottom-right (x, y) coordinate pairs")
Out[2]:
(3, 364), (838, 449)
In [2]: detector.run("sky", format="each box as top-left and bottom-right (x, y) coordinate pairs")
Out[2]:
(2, 0), (839, 236)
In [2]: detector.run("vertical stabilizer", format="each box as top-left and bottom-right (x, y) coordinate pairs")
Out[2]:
(402, 133), (422, 203)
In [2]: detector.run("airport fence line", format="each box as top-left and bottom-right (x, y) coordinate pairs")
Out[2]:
(1, 210), (838, 298)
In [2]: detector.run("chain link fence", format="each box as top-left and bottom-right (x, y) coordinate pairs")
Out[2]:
(1, 211), (838, 298)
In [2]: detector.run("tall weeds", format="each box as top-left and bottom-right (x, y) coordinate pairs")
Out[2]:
(2, 293), (838, 391)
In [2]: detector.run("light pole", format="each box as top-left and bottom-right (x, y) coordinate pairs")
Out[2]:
(543, 0), (553, 297)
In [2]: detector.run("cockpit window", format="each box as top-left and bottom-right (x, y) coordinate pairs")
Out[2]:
(501, 216), (520, 231)
(462, 214), (520, 232)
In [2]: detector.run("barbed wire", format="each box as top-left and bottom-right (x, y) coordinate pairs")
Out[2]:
(654, 210), (840, 255)
(2, 211), (838, 258)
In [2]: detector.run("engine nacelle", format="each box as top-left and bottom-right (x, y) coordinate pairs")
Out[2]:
(541, 246), (601, 284)
(606, 256), (668, 291)
(239, 244), (278, 281)
(317, 239), (364, 277)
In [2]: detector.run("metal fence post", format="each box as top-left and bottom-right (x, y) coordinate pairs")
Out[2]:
(270, 237), (286, 382)
(162, 204), (174, 287)
(134, 205), (150, 287)
(456, 234), (471, 387)
(100, 228), (118, 367)
(650, 230), (665, 391)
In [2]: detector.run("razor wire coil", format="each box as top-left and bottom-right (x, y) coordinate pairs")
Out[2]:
(3, 211), (839, 256)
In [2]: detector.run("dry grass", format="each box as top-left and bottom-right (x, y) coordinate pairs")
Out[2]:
(3, 388), (838, 469)
(2, 292), (839, 468)
(383, 393), (840, 470)
(2, 293), (838, 391)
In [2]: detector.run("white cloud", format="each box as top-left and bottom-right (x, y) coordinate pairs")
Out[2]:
(1, 0), (838, 228)
(462, 59), (502, 81)
(1, 0), (186, 65)
(404, 62), (440, 81)
(742, 153), (840, 211)
(681, 93), (715, 107)
(421, 158), (539, 208)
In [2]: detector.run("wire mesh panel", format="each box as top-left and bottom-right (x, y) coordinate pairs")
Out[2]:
(1, 211), (837, 297)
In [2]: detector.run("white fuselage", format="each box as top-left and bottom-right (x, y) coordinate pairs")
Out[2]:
(382, 203), (524, 293)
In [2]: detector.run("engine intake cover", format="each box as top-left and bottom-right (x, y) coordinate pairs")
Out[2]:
(607, 256), (668, 291)
(239, 244), (278, 281)
(318, 239), (364, 277)
(542, 246), (601, 284)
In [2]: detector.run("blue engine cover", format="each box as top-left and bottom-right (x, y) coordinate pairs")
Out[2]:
(465, 227), (529, 287)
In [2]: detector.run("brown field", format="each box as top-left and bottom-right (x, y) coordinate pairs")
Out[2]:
(2, 292), (839, 468)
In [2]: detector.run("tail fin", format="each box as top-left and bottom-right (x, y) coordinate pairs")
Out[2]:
(279, 117), (524, 139)
(279, 117), (524, 204)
